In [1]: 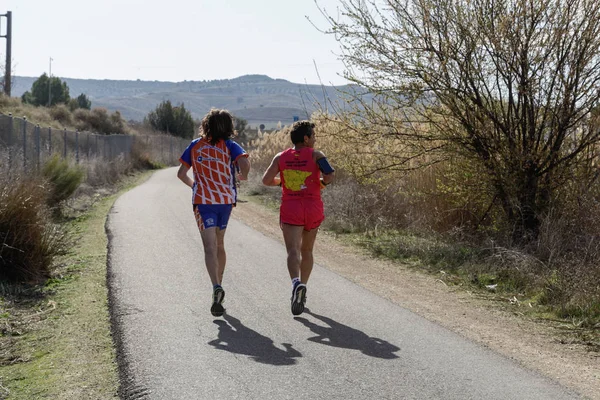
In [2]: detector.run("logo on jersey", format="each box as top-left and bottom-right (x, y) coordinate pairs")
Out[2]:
(196, 156), (219, 163)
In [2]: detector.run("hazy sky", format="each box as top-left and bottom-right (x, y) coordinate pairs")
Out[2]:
(1, 0), (348, 85)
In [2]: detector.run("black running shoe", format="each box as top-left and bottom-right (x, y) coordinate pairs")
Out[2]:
(291, 283), (307, 316)
(211, 286), (225, 317)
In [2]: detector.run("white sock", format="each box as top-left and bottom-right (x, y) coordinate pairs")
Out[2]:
(292, 277), (301, 287)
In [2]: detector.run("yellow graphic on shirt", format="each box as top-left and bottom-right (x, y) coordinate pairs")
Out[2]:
(282, 170), (312, 191)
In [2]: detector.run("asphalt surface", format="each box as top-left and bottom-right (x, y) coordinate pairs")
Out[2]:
(106, 168), (582, 400)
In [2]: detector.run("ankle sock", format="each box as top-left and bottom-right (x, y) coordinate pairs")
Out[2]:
(291, 277), (301, 288)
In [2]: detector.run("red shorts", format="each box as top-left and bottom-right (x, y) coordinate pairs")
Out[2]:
(280, 198), (324, 230)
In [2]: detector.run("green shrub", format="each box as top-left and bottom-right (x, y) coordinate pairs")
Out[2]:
(0, 175), (68, 282)
(42, 154), (85, 206)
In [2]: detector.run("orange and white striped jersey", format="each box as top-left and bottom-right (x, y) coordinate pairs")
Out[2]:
(179, 137), (248, 205)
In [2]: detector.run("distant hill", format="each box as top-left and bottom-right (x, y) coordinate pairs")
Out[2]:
(11, 74), (356, 129)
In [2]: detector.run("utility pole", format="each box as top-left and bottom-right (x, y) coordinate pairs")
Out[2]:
(0, 11), (12, 96)
(48, 57), (53, 106)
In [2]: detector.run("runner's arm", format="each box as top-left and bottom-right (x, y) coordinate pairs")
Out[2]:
(262, 154), (281, 186)
(177, 164), (194, 188)
(236, 155), (250, 181)
(314, 150), (335, 185)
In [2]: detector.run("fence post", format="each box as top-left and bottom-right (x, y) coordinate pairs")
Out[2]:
(86, 132), (90, 160)
(22, 117), (27, 170)
(7, 113), (13, 169)
(35, 125), (41, 170)
(75, 130), (79, 164)
(170, 136), (174, 165)
(48, 127), (52, 155)
(63, 128), (67, 158)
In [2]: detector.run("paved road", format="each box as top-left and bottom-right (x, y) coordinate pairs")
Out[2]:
(106, 168), (582, 400)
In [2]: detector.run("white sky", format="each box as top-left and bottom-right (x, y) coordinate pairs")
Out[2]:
(1, 0), (348, 85)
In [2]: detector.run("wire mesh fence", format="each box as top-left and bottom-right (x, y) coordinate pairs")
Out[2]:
(0, 113), (190, 172)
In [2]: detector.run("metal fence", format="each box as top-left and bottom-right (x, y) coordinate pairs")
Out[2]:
(0, 113), (190, 171)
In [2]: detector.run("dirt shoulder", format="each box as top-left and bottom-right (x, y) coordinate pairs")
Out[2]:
(233, 199), (599, 400)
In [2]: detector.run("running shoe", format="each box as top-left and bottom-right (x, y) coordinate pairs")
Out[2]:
(211, 286), (225, 317)
(291, 283), (307, 316)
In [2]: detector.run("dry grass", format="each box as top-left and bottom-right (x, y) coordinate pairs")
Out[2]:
(48, 105), (73, 126)
(0, 95), (133, 134)
(0, 162), (69, 283)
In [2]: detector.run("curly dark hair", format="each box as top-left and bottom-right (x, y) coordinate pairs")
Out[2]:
(290, 120), (315, 144)
(201, 109), (235, 145)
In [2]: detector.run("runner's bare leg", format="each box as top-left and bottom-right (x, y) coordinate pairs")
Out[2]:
(216, 228), (226, 283)
(300, 228), (319, 283)
(282, 224), (304, 280)
(200, 227), (221, 285)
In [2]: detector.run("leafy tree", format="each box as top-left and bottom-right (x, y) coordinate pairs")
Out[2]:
(0, 57), (14, 95)
(321, 0), (600, 242)
(76, 93), (91, 109)
(234, 116), (248, 134)
(233, 115), (249, 146)
(145, 100), (195, 138)
(21, 73), (70, 106)
(68, 93), (92, 111)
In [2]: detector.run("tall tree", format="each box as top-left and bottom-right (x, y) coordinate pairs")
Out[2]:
(145, 100), (195, 138)
(21, 73), (70, 106)
(234, 116), (248, 135)
(76, 93), (92, 110)
(321, 0), (600, 241)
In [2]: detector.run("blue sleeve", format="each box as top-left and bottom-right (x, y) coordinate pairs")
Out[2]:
(179, 141), (194, 167)
(226, 140), (247, 162)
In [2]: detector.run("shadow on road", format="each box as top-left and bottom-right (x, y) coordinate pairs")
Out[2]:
(295, 309), (400, 359)
(208, 314), (302, 365)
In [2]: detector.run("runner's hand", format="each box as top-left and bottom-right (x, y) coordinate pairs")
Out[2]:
(320, 178), (328, 190)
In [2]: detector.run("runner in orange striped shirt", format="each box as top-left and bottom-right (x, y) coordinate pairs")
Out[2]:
(178, 109), (250, 317)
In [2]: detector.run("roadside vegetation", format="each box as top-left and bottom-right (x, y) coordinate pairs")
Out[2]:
(0, 93), (168, 397)
(0, 161), (151, 398)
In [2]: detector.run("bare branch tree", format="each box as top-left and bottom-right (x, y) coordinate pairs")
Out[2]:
(321, 0), (600, 241)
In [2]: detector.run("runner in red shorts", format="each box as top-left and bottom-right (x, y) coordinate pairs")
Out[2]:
(262, 121), (335, 315)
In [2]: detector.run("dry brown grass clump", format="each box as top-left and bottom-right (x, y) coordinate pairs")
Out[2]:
(0, 93), (21, 110)
(49, 104), (73, 126)
(0, 165), (68, 282)
(84, 155), (132, 187)
(73, 108), (129, 135)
